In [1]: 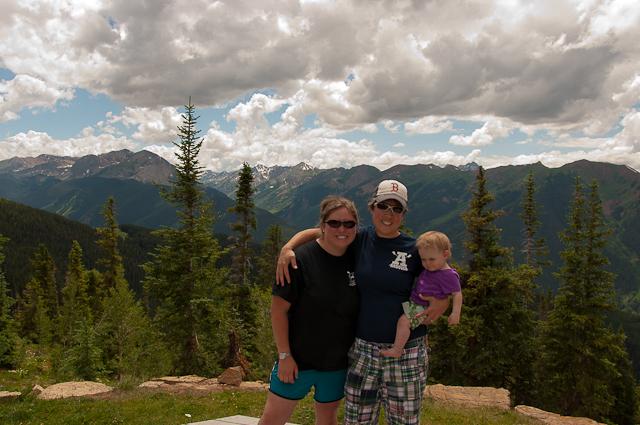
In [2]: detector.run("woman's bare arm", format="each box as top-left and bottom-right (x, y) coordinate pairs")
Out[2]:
(414, 296), (450, 324)
(275, 228), (322, 285)
(271, 296), (297, 383)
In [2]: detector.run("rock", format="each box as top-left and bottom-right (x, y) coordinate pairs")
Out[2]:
(515, 405), (607, 425)
(31, 384), (43, 396)
(0, 390), (21, 401)
(37, 381), (113, 400)
(138, 380), (166, 388)
(145, 375), (208, 386)
(424, 384), (511, 410)
(218, 366), (243, 386)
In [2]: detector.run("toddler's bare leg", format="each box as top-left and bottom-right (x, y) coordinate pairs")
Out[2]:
(381, 315), (412, 358)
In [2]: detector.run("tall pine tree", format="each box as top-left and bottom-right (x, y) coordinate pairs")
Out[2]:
(430, 166), (538, 405)
(225, 162), (261, 376)
(227, 162), (258, 320)
(538, 177), (634, 423)
(143, 98), (228, 375)
(518, 168), (551, 268)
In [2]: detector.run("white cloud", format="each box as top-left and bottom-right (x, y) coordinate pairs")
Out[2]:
(0, 129), (137, 160)
(449, 119), (512, 146)
(589, 0), (640, 35)
(405, 117), (454, 135)
(0, 75), (74, 122)
(480, 108), (640, 171)
(107, 106), (182, 144)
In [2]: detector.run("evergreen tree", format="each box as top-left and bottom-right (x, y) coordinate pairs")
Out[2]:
(430, 166), (538, 405)
(518, 168), (551, 268)
(537, 287), (553, 323)
(85, 269), (104, 314)
(255, 224), (284, 288)
(58, 241), (91, 348)
(143, 98), (228, 375)
(538, 177), (630, 422)
(97, 280), (170, 380)
(58, 316), (104, 381)
(0, 234), (18, 367)
(225, 162), (260, 375)
(96, 196), (125, 294)
(17, 244), (58, 344)
(607, 327), (640, 425)
(227, 162), (258, 319)
(459, 166), (508, 273)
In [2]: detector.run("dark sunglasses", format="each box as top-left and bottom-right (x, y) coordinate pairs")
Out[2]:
(374, 203), (405, 214)
(324, 220), (357, 229)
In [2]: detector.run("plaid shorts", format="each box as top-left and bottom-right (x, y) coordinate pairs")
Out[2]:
(343, 336), (429, 425)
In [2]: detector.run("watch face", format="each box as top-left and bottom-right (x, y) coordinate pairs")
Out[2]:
(279, 352), (290, 360)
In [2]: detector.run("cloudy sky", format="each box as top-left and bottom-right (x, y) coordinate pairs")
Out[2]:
(1, 0), (639, 172)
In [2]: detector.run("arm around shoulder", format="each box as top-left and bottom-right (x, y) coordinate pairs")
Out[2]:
(276, 228), (322, 285)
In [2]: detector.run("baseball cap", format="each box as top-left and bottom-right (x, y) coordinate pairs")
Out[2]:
(372, 180), (408, 210)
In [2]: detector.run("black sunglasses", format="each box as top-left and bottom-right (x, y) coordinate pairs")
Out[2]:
(324, 220), (357, 229)
(374, 203), (405, 214)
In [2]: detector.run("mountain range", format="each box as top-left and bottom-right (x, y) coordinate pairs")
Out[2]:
(0, 150), (297, 242)
(1, 150), (639, 315)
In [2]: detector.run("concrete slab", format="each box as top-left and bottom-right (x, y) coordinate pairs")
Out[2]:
(187, 415), (299, 425)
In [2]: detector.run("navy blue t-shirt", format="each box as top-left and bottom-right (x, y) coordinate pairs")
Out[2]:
(352, 226), (427, 343)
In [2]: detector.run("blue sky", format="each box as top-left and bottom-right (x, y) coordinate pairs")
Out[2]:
(1, 0), (639, 172)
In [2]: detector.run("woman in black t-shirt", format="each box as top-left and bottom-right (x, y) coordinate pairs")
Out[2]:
(258, 197), (360, 425)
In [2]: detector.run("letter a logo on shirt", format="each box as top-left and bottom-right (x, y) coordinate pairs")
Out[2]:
(347, 271), (356, 286)
(389, 251), (411, 271)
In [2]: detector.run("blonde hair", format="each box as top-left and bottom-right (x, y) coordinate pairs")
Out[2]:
(415, 231), (452, 255)
(317, 196), (359, 228)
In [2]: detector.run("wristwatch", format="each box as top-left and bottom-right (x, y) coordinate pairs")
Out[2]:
(278, 351), (292, 360)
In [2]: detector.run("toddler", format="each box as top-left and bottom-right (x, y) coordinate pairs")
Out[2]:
(382, 231), (463, 358)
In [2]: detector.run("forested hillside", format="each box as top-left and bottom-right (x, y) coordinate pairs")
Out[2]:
(0, 198), (164, 297)
(0, 174), (298, 243)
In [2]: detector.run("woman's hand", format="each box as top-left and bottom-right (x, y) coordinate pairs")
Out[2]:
(414, 296), (450, 325)
(277, 356), (299, 383)
(276, 247), (297, 285)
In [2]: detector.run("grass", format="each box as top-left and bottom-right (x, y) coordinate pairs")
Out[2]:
(0, 387), (546, 425)
(0, 347), (545, 425)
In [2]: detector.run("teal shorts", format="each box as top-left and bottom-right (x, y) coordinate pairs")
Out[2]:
(269, 362), (347, 403)
(402, 300), (428, 329)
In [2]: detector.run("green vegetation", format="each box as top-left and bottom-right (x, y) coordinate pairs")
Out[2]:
(0, 392), (545, 425)
(430, 166), (539, 405)
(0, 350), (543, 425)
(143, 98), (229, 377)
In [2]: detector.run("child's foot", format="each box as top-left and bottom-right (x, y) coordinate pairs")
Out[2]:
(381, 347), (402, 358)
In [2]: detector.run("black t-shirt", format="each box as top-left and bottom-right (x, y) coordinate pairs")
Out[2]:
(271, 240), (359, 371)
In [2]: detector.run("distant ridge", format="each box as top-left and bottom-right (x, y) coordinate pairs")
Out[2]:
(0, 149), (174, 184)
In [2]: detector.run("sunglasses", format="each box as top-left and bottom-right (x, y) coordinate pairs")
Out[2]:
(324, 220), (357, 229)
(374, 203), (405, 214)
